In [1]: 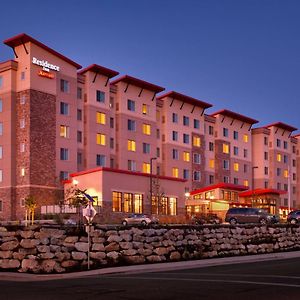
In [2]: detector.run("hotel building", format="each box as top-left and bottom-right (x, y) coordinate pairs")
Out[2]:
(0, 33), (298, 222)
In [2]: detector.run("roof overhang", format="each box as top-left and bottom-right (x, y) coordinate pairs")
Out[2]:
(210, 109), (258, 125)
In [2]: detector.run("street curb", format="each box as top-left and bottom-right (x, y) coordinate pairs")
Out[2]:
(1, 250), (300, 282)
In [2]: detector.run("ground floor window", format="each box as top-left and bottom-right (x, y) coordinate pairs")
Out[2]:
(152, 196), (177, 215)
(112, 191), (143, 213)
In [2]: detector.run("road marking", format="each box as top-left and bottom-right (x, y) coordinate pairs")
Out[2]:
(104, 275), (300, 288)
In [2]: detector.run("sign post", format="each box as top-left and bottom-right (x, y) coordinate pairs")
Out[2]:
(82, 204), (97, 270)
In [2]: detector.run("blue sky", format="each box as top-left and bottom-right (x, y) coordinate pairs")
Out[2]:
(1, 0), (300, 130)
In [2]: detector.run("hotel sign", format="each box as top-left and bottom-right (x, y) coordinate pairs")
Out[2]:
(32, 57), (60, 79)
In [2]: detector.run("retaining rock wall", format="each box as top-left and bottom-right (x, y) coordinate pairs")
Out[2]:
(0, 224), (300, 273)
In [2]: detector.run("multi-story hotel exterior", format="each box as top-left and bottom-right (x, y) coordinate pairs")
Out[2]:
(0, 33), (299, 222)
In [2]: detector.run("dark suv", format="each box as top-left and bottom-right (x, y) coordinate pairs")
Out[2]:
(287, 210), (300, 224)
(225, 207), (279, 225)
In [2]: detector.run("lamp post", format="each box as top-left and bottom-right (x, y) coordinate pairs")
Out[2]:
(150, 157), (157, 214)
(252, 166), (258, 207)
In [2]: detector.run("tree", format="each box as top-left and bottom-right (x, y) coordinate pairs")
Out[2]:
(25, 195), (37, 225)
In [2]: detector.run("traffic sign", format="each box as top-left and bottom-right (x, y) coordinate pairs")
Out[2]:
(82, 205), (97, 222)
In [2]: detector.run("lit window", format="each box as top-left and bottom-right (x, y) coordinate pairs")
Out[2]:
(243, 180), (249, 187)
(277, 153), (282, 162)
(60, 79), (69, 93)
(96, 112), (106, 124)
(142, 104), (148, 115)
(209, 159), (214, 169)
(172, 167), (179, 178)
(233, 163), (239, 172)
(96, 90), (105, 103)
(243, 134), (249, 143)
(169, 198), (177, 215)
(134, 194), (143, 214)
(284, 170), (289, 178)
(183, 151), (190, 162)
(96, 133), (106, 145)
(143, 163), (150, 174)
(60, 125), (69, 138)
(60, 102), (69, 115)
(193, 136), (201, 147)
(112, 191), (122, 212)
(223, 144), (229, 154)
(127, 99), (135, 111)
(96, 154), (106, 166)
(128, 140), (136, 151)
(21, 168), (25, 177)
(142, 124), (151, 135)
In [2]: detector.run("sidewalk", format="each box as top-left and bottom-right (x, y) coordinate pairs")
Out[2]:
(1, 250), (300, 282)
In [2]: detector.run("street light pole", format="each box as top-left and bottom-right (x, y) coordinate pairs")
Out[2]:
(150, 157), (157, 214)
(252, 166), (258, 207)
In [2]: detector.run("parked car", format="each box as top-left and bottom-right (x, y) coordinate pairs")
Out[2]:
(122, 214), (159, 226)
(191, 213), (222, 225)
(225, 207), (279, 225)
(287, 210), (300, 224)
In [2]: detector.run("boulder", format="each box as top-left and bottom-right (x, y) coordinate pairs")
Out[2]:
(106, 251), (119, 261)
(64, 236), (79, 243)
(61, 260), (79, 268)
(0, 251), (12, 259)
(105, 242), (120, 252)
(92, 243), (105, 251)
(107, 235), (122, 243)
(37, 245), (50, 253)
(72, 251), (87, 260)
(169, 251), (181, 261)
(20, 239), (38, 249)
(123, 255), (145, 264)
(122, 249), (137, 256)
(20, 230), (34, 239)
(1, 240), (19, 251)
(0, 259), (20, 269)
(153, 247), (168, 256)
(74, 242), (89, 252)
(90, 252), (106, 260)
(146, 255), (162, 263)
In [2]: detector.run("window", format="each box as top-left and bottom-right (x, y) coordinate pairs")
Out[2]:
(209, 142), (214, 151)
(194, 119), (200, 129)
(112, 191), (122, 212)
(243, 180), (249, 187)
(233, 163), (239, 172)
(156, 129), (160, 139)
(96, 133), (106, 145)
(128, 160), (136, 171)
(224, 176), (229, 183)
(143, 163), (150, 174)
(193, 136), (201, 147)
(209, 126), (214, 135)
(77, 87), (82, 99)
(20, 119), (25, 129)
(0, 76), (3, 88)
(96, 112), (106, 124)
(60, 125), (69, 138)
(77, 152), (82, 164)
(243, 134), (248, 143)
(169, 197), (177, 215)
(234, 178), (239, 185)
(293, 173), (296, 181)
(193, 153), (201, 164)
(233, 146), (238, 156)
(60, 102), (69, 115)
(277, 153), (282, 162)
(109, 97), (114, 108)
(59, 171), (69, 180)
(110, 117), (114, 129)
(20, 95), (26, 105)
(283, 141), (288, 149)
(60, 148), (69, 160)
(128, 119), (136, 131)
(0, 146), (2, 159)
(223, 128), (228, 137)
(183, 169), (189, 179)
(172, 149), (179, 160)
(264, 152), (268, 160)
(20, 143), (25, 153)
(243, 149), (248, 158)
(277, 182), (281, 190)
(142, 124), (151, 135)
(60, 79), (69, 93)
(276, 139), (281, 147)
(96, 154), (106, 166)
(209, 159), (214, 169)
(183, 151), (190, 162)
(96, 90), (105, 103)
(264, 136), (268, 146)
(284, 170), (289, 178)
(193, 171), (201, 181)
(276, 168), (281, 176)
(127, 99), (135, 111)
(124, 193), (133, 212)
(20, 168), (25, 177)
(0, 99), (2, 112)
(223, 144), (229, 154)
(223, 160), (229, 170)
(293, 159), (296, 167)
(110, 137), (114, 149)
(284, 184), (288, 191)
(77, 109), (82, 121)
(264, 181), (269, 188)
(209, 175), (214, 184)
(183, 116), (189, 126)
(142, 104), (149, 115)
(128, 140), (136, 151)
(156, 147), (160, 158)
(293, 145), (296, 154)
(0, 123), (2, 135)
(244, 164), (248, 173)
(233, 131), (238, 140)
(172, 167), (179, 178)
(172, 131), (178, 141)
(172, 113), (178, 123)
(283, 155), (288, 164)
(143, 143), (150, 154)
(183, 134), (189, 144)
(77, 131), (82, 143)
(134, 194), (143, 214)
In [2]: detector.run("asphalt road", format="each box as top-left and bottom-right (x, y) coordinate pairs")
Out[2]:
(1, 258), (300, 300)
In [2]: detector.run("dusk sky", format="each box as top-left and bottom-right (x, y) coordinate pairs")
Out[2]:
(1, 0), (300, 131)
